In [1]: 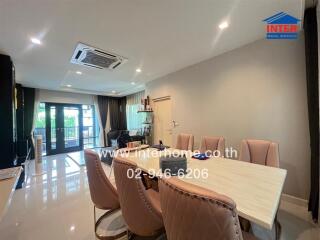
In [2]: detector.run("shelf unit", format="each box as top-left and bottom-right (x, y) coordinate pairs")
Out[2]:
(137, 110), (153, 145)
(137, 110), (154, 113)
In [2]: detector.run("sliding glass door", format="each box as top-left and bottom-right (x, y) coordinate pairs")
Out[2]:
(45, 103), (83, 155)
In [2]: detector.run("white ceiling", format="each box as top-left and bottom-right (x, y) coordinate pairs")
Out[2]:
(0, 0), (305, 96)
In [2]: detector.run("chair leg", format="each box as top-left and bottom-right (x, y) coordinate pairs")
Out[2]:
(155, 232), (167, 240)
(126, 230), (166, 240)
(127, 230), (134, 240)
(93, 206), (127, 240)
(94, 206), (97, 234)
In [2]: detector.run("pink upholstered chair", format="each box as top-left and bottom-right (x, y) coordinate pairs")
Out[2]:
(84, 149), (126, 239)
(239, 139), (281, 238)
(159, 177), (257, 240)
(239, 139), (280, 168)
(199, 136), (225, 156)
(113, 156), (164, 238)
(175, 133), (194, 151)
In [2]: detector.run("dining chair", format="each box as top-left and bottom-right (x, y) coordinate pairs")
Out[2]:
(113, 156), (164, 239)
(239, 139), (281, 238)
(84, 149), (127, 240)
(175, 133), (194, 151)
(158, 177), (257, 240)
(239, 139), (279, 167)
(199, 136), (225, 156)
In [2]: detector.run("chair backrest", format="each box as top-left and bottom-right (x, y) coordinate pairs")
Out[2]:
(113, 156), (163, 236)
(199, 136), (225, 155)
(107, 130), (121, 147)
(84, 149), (119, 210)
(159, 177), (243, 240)
(175, 133), (194, 151)
(239, 139), (280, 167)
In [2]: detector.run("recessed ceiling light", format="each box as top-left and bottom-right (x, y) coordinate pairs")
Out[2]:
(30, 37), (42, 45)
(70, 225), (75, 232)
(76, 71), (82, 75)
(111, 90), (116, 94)
(131, 82), (136, 85)
(136, 68), (142, 73)
(219, 21), (229, 30)
(66, 84), (72, 87)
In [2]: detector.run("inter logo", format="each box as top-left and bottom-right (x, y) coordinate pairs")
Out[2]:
(263, 12), (300, 39)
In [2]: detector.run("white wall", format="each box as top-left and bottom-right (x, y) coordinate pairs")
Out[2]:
(39, 89), (94, 105)
(146, 35), (310, 200)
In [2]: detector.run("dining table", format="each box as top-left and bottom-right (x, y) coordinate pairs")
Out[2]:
(115, 147), (287, 231)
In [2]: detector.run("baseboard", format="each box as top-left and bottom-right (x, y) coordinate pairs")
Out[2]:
(281, 193), (308, 208)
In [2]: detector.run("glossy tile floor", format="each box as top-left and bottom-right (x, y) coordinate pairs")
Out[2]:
(0, 153), (319, 240)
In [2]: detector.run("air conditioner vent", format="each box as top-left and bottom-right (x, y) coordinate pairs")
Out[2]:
(70, 43), (127, 70)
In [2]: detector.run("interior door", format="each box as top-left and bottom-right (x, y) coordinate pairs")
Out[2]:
(153, 97), (173, 147)
(46, 103), (83, 155)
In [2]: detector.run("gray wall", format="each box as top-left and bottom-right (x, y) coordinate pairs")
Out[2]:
(146, 36), (310, 199)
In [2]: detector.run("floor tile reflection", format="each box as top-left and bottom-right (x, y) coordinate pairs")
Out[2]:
(0, 152), (318, 240)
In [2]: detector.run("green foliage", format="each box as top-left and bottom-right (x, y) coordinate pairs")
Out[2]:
(64, 117), (76, 127)
(35, 107), (77, 128)
(35, 108), (45, 128)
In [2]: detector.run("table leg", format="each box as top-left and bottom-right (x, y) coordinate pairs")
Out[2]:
(275, 214), (281, 240)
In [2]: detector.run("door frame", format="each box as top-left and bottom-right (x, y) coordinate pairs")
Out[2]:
(45, 102), (83, 155)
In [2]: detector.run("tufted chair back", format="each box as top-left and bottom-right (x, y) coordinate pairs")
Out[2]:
(199, 136), (225, 155)
(239, 139), (279, 168)
(113, 156), (163, 237)
(175, 133), (194, 151)
(159, 177), (251, 240)
(84, 149), (119, 210)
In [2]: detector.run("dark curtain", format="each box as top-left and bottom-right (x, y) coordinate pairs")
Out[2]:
(97, 95), (109, 146)
(119, 97), (127, 130)
(304, 7), (319, 221)
(23, 87), (35, 158)
(109, 97), (127, 130)
(109, 97), (120, 130)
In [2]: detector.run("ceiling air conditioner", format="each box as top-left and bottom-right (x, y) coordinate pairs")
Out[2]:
(70, 42), (127, 70)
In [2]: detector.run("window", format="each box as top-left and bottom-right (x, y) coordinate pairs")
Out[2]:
(34, 103), (100, 155)
(126, 104), (146, 130)
(126, 91), (146, 131)
(82, 105), (99, 149)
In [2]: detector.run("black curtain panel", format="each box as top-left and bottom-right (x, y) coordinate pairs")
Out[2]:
(109, 97), (120, 130)
(23, 87), (35, 158)
(304, 7), (319, 221)
(119, 97), (127, 130)
(108, 97), (127, 130)
(97, 95), (109, 146)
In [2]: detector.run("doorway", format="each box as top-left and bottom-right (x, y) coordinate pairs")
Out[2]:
(45, 103), (83, 155)
(153, 97), (173, 147)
